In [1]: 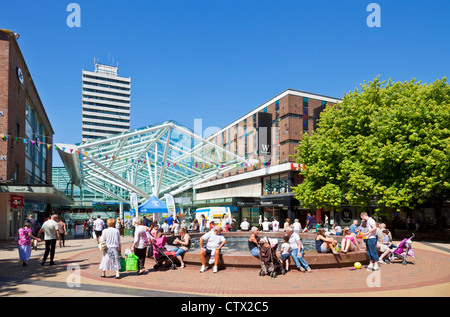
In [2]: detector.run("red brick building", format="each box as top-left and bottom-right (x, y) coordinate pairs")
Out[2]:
(0, 29), (71, 239)
(188, 89), (341, 227)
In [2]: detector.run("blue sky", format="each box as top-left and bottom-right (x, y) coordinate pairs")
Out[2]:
(1, 0), (449, 166)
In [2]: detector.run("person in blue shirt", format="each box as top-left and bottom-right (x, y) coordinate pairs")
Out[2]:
(166, 214), (174, 227)
(350, 220), (359, 234)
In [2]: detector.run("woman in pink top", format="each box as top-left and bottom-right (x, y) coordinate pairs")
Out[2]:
(341, 227), (360, 254)
(18, 222), (41, 266)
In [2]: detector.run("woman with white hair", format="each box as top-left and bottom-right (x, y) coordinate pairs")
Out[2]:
(132, 217), (149, 275)
(248, 227), (260, 257)
(99, 218), (122, 279)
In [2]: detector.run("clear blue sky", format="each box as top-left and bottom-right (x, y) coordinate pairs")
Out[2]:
(1, 0), (449, 167)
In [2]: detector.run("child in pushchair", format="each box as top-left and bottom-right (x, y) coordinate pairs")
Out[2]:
(386, 233), (415, 265)
(258, 237), (286, 278)
(152, 235), (178, 270)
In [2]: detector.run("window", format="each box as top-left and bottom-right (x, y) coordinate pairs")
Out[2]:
(303, 98), (309, 132)
(263, 173), (291, 195)
(24, 99), (49, 184)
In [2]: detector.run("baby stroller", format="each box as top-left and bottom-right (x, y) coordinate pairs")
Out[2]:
(258, 237), (285, 278)
(152, 236), (177, 270)
(386, 233), (415, 265)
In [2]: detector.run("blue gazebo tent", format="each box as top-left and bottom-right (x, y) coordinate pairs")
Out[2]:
(138, 195), (169, 213)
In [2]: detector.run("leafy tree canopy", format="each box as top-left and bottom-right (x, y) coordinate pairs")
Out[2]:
(292, 77), (450, 217)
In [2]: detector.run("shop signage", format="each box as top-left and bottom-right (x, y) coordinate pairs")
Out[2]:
(75, 225), (85, 238)
(13, 187), (31, 192)
(260, 200), (284, 207)
(11, 195), (24, 208)
(234, 197), (260, 207)
(258, 112), (272, 161)
(234, 196), (300, 208)
(341, 208), (353, 222)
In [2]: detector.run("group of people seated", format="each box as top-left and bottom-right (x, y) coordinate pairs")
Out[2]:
(245, 214), (396, 273)
(248, 226), (312, 273)
(125, 213), (396, 275)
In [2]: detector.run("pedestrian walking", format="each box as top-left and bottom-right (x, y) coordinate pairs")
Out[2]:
(25, 214), (41, 251)
(132, 217), (149, 275)
(88, 215), (94, 238)
(93, 215), (105, 244)
(38, 214), (61, 266)
(17, 222), (41, 266)
(58, 218), (67, 247)
(99, 218), (122, 279)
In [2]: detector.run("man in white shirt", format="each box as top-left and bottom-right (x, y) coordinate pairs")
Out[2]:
(285, 227), (311, 272)
(38, 214), (61, 266)
(240, 218), (250, 231)
(161, 220), (170, 234)
(262, 218), (270, 232)
(360, 211), (380, 271)
(199, 226), (227, 273)
(272, 218), (280, 232)
(93, 215), (105, 243)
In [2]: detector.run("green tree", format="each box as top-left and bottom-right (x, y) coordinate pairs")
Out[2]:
(292, 77), (450, 218)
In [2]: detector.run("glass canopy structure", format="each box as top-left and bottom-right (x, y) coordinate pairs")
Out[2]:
(56, 121), (252, 205)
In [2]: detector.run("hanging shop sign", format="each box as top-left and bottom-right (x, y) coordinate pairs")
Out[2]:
(10, 195), (24, 208)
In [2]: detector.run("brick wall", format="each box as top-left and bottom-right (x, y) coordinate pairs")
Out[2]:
(0, 30), (54, 184)
(0, 33), (10, 181)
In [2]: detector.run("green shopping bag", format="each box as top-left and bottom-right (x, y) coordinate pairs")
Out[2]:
(119, 255), (126, 272)
(126, 253), (139, 271)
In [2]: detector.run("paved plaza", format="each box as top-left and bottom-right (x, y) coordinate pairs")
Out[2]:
(0, 233), (449, 298)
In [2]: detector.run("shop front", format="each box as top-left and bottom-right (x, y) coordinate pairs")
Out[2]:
(233, 195), (302, 228)
(260, 194), (300, 225)
(0, 185), (73, 239)
(233, 197), (260, 227)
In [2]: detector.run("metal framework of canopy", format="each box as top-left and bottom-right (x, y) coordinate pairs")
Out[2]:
(56, 121), (251, 204)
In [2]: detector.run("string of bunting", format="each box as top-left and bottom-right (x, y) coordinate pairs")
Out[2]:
(53, 145), (291, 170)
(57, 147), (305, 172)
(1, 134), (53, 150)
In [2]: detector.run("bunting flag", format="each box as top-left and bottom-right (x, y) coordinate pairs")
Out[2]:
(1, 134), (54, 149)
(49, 143), (300, 173)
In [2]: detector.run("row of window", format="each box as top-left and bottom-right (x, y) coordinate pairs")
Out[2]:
(195, 172), (294, 196)
(82, 74), (130, 86)
(82, 121), (130, 129)
(82, 87), (130, 99)
(82, 81), (131, 92)
(82, 127), (129, 133)
(82, 115), (130, 123)
(82, 107), (131, 116)
(82, 94), (130, 105)
(82, 101), (131, 111)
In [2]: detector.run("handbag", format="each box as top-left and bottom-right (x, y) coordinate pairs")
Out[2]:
(126, 253), (139, 271)
(98, 241), (107, 251)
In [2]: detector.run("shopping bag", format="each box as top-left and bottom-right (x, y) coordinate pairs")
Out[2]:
(126, 253), (139, 271)
(119, 255), (126, 272)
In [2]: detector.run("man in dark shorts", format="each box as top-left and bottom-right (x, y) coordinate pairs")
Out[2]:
(93, 215), (105, 243)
